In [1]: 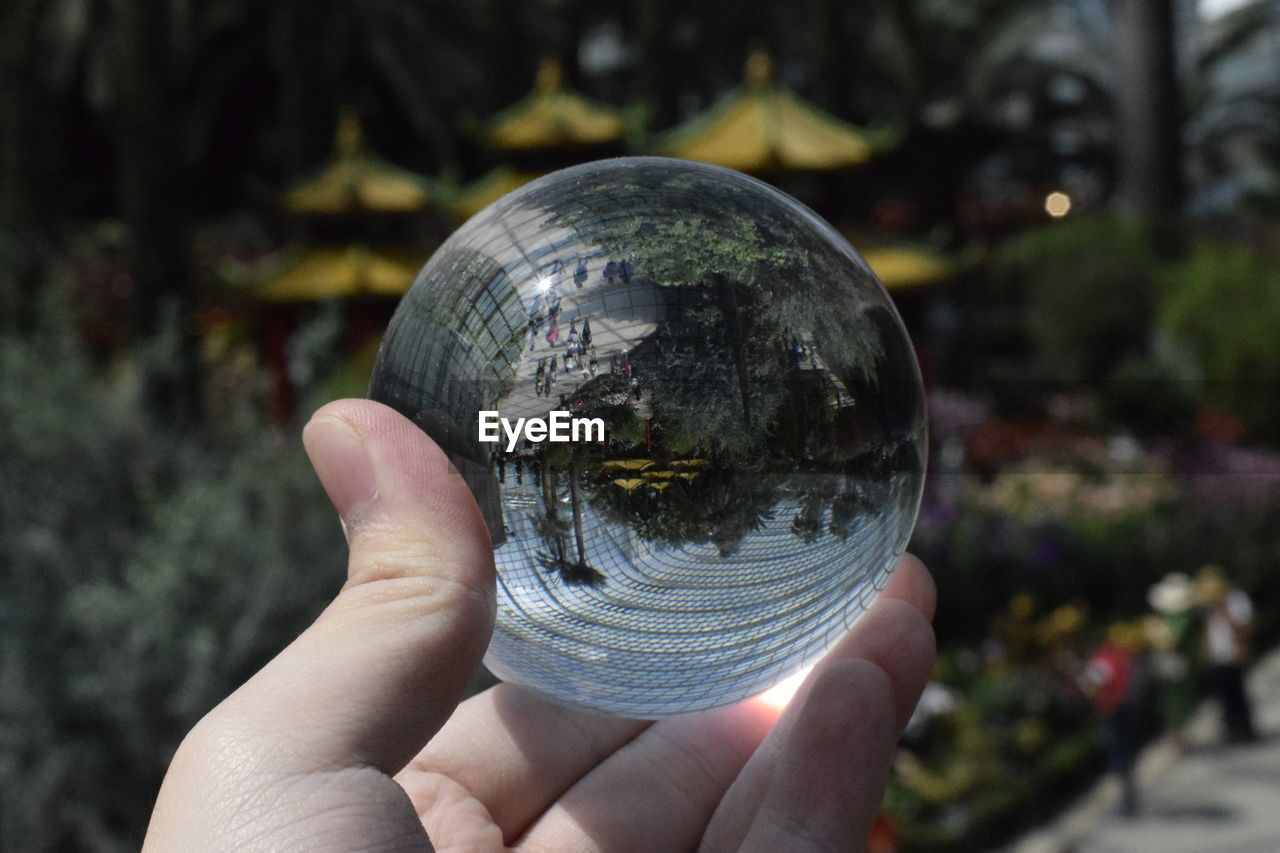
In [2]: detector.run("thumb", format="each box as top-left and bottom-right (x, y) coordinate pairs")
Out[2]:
(215, 398), (496, 774)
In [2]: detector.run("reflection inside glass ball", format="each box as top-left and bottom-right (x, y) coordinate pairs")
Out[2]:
(370, 157), (925, 717)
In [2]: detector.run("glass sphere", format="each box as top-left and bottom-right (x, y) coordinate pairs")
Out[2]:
(370, 157), (925, 717)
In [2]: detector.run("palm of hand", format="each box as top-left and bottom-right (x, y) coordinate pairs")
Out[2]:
(147, 559), (931, 853)
(142, 402), (934, 853)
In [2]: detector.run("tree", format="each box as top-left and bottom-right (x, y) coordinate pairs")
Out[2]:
(1112, 0), (1182, 217)
(0, 295), (346, 850)
(533, 450), (605, 586)
(523, 159), (888, 458)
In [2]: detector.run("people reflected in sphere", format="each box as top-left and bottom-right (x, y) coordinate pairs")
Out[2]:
(487, 245), (920, 588)
(379, 162), (923, 588)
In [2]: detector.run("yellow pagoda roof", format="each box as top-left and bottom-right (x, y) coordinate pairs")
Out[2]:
(283, 109), (433, 215)
(449, 167), (542, 220)
(863, 246), (954, 290)
(843, 230), (956, 290)
(656, 51), (873, 172)
(602, 458), (655, 471)
(487, 58), (626, 150)
(239, 244), (425, 302)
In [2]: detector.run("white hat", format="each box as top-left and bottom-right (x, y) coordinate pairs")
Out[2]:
(1148, 572), (1195, 614)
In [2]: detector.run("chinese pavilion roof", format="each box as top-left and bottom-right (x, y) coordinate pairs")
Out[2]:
(283, 109), (433, 215)
(862, 245), (954, 290)
(487, 59), (626, 151)
(240, 244), (424, 302)
(449, 167), (541, 221)
(844, 229), (957, 290)
(656, 51), (873, 173)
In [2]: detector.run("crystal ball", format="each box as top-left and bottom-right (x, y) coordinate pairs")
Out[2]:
(370, 157), (925, 717)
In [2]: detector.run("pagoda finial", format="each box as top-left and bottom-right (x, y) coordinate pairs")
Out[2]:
(336, 106), (365, 157)
(744, 49), (774, 89)
(535, 57), (566, 93)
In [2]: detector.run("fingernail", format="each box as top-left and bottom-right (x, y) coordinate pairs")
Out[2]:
(303, 416), (378, 527)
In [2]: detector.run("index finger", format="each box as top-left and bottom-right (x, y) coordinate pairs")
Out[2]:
(700, 554), (937, 852)
(879, 552), (936, 621)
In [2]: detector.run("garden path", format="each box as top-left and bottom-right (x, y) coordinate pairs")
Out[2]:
(1008, 646), (1280, 853)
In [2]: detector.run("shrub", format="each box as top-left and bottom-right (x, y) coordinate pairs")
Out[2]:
(1099, 346), (1199, 439)
(0, 290), (346, 851)
(1159, 243), (1280, 438)
(978, 215), (1159, 398)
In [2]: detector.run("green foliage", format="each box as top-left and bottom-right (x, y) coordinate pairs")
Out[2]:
(1099, 348), (1199, 438)
(987, 215), (1160, 386)
(1159, 243), (1280, 434)
(525, 161), (890, 459)
(586, 467), (777, 556)
(0, 293), (345, 852)
(916, 448), (1280, 645)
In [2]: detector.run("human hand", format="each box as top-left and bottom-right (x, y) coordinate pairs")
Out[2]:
(143, 399), (936, 852)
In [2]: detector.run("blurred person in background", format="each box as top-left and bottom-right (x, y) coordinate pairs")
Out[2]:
(1145, 571), (1202, 749)
(1197, 563), (1259, 744)
(1081, 622), (1149, 818)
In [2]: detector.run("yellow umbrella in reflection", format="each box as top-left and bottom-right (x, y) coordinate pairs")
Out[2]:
(643, 470), (676, 479)
(648, 481), (671, 491)
(670, 459), (710, 469)
(602, 459), (655, 471)
(612, 478), (646, 491)
(655, 50), (873, 173)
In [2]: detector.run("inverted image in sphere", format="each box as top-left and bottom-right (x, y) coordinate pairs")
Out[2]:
(370, 157), (926, 717)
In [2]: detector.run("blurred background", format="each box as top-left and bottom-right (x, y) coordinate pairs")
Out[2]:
(3, 0), (1279, 850)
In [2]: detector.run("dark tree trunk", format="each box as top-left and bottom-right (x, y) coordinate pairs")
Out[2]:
(631, 0), (679, 130)
(1112, 0), (1182, 219)
(541, 457), (561, 526)
(0, 5), (53, 329)
(490, 0), (533, 109)
(569, 460), (587, 567)
(112, 0), (201, 420)
(809, 0), (848, 113)
(713, 275), (752, 427)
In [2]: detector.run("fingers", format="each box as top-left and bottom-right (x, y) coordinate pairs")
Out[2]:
(737, 659), (898, 852)
(403, 553), (933, 853)
(145, 400), (498, 850)
(700, 555), (936, 852)
(512, 699), (780, 851)
(822, 563), (937, 735)
(203, 399), (497, 775)
(397, 683), (649, 842)
(403, 556), (935, 847)
(488, 556), (934, 852)
(879, 551), (937, 622)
